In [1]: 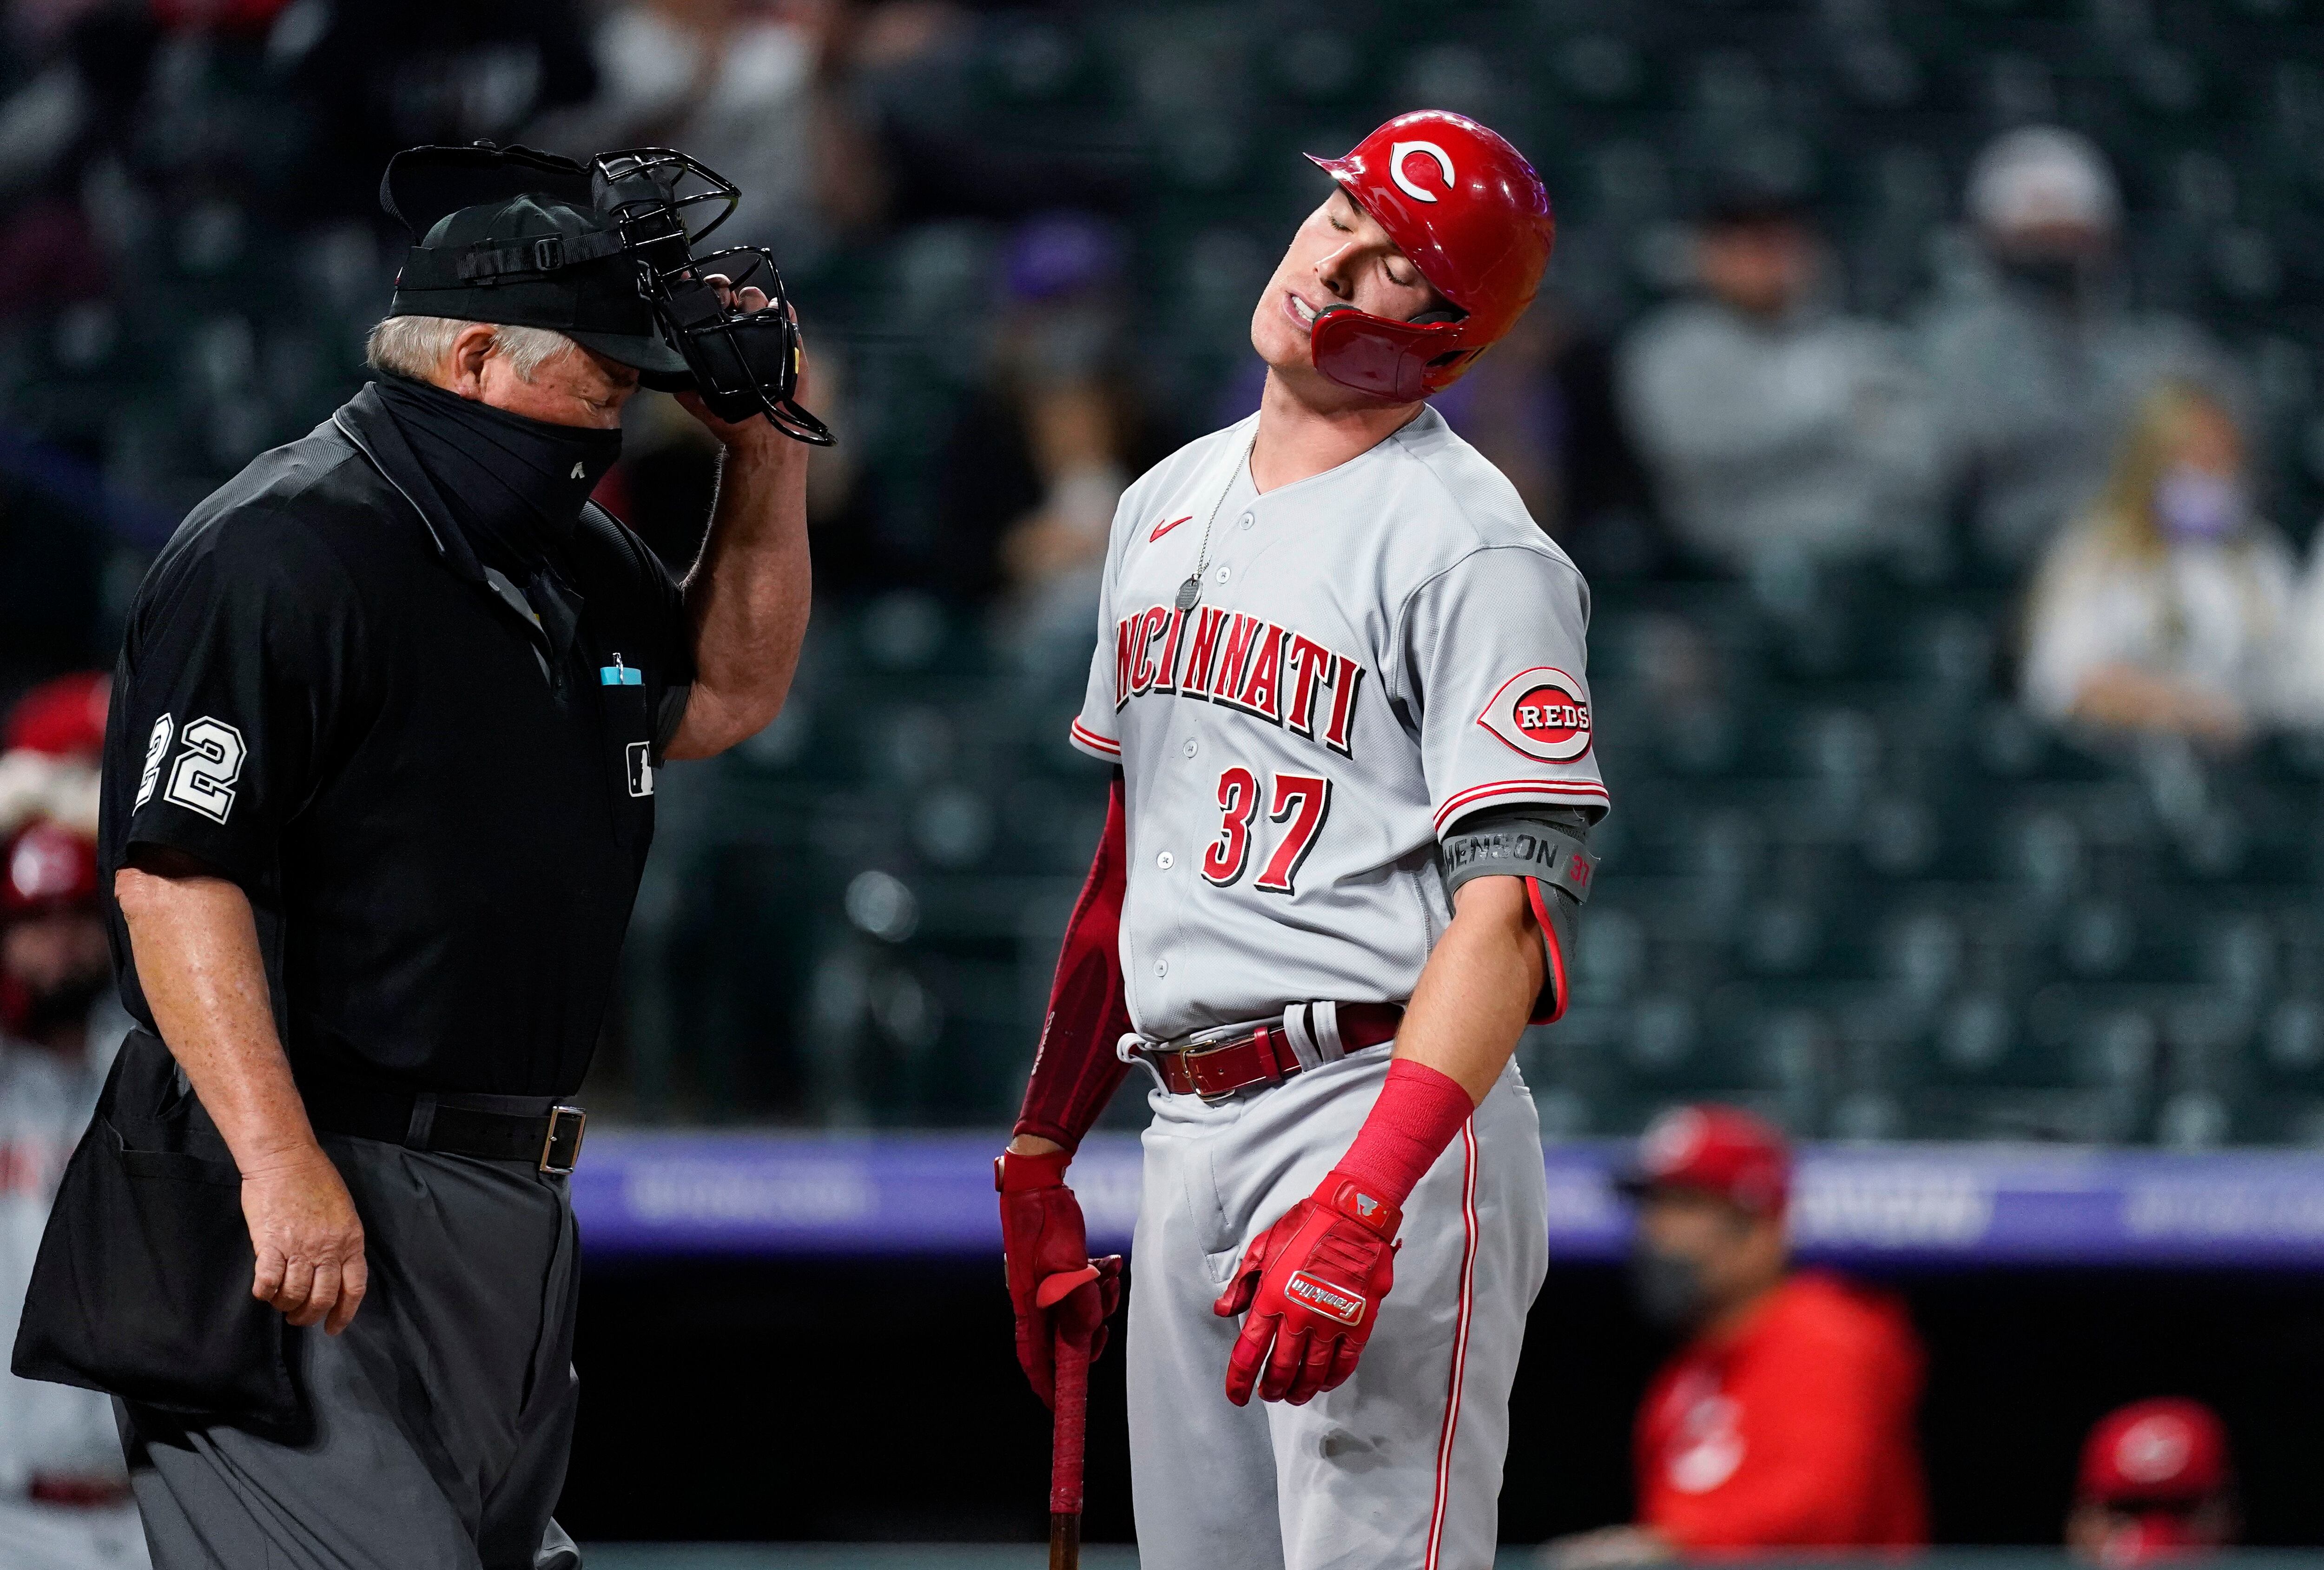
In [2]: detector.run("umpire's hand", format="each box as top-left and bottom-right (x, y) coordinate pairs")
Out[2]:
(115, 851), (371, 1336)
(241, 1144), (367, 1335)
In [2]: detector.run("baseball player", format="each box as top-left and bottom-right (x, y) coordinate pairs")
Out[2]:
(997, 110), (1599, 1568)
(2068, 1398), (2237, 1564)
(0, 821), (145, 1568)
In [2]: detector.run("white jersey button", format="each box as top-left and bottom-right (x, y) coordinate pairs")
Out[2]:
(1239, 512), (1254, 530)
(1156, 851), (1175, 870)
(1214, 565), (1230, 583)
(1154, 959), (1169, 979)
(1182, 738), (1198, 759)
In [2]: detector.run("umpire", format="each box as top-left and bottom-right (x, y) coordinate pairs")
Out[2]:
(21, 145), (815, 1568)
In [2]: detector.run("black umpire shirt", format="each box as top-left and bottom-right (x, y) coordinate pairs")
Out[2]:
(96, 382), (694, 1099)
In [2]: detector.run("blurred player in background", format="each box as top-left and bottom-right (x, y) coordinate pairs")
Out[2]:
(1545, 1106), (1925, 1566)
(0, 817), (145, 1568)
(0, 673), (109, 840)
(2068, 1398), (2237, 1565)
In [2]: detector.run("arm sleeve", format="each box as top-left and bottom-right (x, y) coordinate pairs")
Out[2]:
(112, 517), (357, 898)
(1402, 544), (1610, 835)
(1012, 770), (1134, 1151)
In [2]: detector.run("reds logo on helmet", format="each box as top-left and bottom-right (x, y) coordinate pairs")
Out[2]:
(1388, 140), (1455, 202)
(1477, 666), (1591, 763)
(1302, 110), (1556, 402)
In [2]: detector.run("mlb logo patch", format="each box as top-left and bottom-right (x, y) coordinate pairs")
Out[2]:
(626, 741), (654, 798)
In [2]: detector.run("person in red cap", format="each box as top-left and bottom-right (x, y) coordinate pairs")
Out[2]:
(0, 819), (146, 1566)
(1545, 1105), (1927, 1565)
(2068, 1398), (2237, 1564)
(0, 675), (108, 841)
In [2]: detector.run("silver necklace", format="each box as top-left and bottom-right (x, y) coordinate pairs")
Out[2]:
(1175, 428), (1259, 615)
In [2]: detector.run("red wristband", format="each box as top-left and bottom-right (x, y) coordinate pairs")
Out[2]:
(996, 1148), (1072, 1192)
(1333, 1059), (1476, 1210)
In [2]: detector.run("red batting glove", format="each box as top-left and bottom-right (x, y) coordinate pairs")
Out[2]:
(997, 1148), (1122, 1410)
(1212, 1170), (1400, 1407)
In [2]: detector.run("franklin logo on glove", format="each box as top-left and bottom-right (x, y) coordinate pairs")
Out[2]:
(1285, 1272), (1368, 1326)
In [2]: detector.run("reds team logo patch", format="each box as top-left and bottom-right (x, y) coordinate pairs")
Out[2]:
(1477, 667), (1591, 763)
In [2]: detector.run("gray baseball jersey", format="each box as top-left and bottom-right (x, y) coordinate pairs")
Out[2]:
(0, 1027), (150, 1570)
(1071, 405), (1607, 1045)
(1073, 406), (1603, 1568)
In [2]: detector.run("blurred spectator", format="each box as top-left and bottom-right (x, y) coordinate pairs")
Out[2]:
(0, 673), (106, 840)
(1433, 295), (1668, 581)
(2068, 1398), (2237, 1565)
(2285, 541), (2324, 729)
(1918, 126), (2238, 571)
(528, 0), (895, 267)
(278, 0), (600, 229)
(1543, 1106), (1926, 1566)
(0, 820), (141, 1567)
(2021, 382), (2299, 749)
(0, 481), (107, 692)
(1616, 189), (1937, 580)
(935, 214), (1172, 643)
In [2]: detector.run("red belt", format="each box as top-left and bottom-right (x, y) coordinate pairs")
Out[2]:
(28, 1474), (132, 1508)
(1138, 1003), (1404, 1101)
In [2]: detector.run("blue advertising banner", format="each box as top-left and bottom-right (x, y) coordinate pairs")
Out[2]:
(569, 1133), (2324, 1268)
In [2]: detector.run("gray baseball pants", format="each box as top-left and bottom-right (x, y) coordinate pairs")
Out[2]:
(115, 1135), (583, 1570)
(1126, 1041), (1551, 1570)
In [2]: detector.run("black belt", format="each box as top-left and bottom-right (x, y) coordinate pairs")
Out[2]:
(300, 1081), (587, 1174)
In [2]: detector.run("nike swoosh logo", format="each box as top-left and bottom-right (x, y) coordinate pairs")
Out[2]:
(1150, 515), (1192, 543)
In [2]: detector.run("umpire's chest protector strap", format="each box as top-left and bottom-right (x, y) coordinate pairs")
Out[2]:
(1439, 808), (1596, 1025)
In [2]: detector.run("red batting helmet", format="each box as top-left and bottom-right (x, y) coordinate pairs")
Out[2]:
(2, 820), (100, 921)
(4, 672), (110, 761)
(1304, 110), (1556, 402)
(1617, 1104), (1792, 1215)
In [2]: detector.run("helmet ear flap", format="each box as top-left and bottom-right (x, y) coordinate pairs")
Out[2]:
(1307, 304), (1470, 402)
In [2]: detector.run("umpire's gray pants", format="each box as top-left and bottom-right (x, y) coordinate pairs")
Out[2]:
(1127, 1043), (1551, 1570)
(115, 1134), (582, 1570)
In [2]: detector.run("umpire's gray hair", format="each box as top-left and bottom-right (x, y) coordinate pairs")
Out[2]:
(364, 316), (581, 384)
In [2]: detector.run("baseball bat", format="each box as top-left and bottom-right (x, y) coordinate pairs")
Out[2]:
(1048, 1325), (1090, 1570)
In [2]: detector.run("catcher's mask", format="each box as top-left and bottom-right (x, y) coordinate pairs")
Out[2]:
(383, 141), (833, 446)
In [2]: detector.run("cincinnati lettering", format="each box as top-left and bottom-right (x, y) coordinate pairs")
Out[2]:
(1113, 603), (1365, 757)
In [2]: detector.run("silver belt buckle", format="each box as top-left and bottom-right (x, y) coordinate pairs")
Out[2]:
(1178, 1037), (1248, 1105)
(539, 1106), (587, 1174)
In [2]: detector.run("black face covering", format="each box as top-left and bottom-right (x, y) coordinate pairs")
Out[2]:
(1995, 252), (2093, 305)
(1630, 1243), (1715, 1332)
(373, 373), (623, 580)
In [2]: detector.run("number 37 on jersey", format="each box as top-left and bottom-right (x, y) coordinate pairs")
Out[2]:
(1111, 599), (1364, 901)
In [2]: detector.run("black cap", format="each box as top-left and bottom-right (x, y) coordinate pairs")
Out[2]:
(380, 143), (688, 377)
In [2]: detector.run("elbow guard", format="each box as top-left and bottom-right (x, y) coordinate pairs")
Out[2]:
(1440, 806), (1596, 1025)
